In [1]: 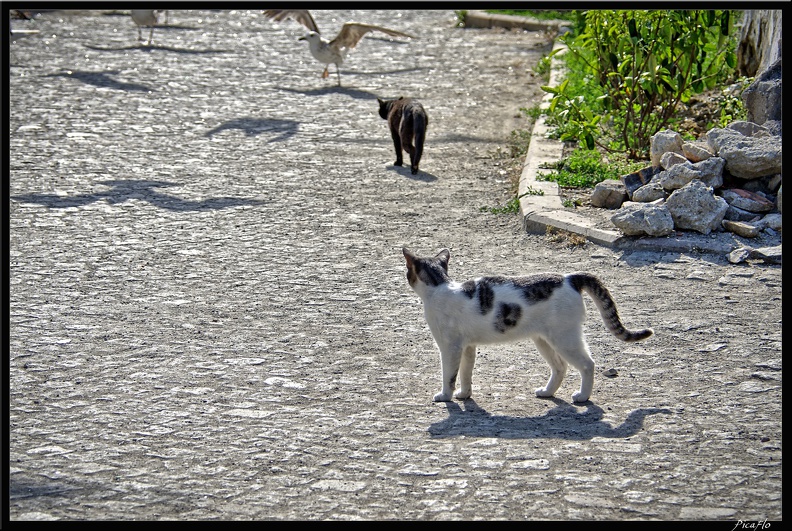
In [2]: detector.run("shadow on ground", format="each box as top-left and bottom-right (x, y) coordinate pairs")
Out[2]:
(43, 70), (153, 92)
(387, 164), (438, 182)
(84, 44), (229, 54)
(274, 85), (379, 100)
(429, 398), (672, 439)
(11, 179), (265, 212)
(205, 117), (299, 141)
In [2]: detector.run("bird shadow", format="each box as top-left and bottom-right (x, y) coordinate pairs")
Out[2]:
(42, 70), (153, 92)
(428, 398), (673, 440)
(83, 43), (230, 55)
(205, 117), (299, 142)
(387, 164), (438, 182)
(274, 85), (378, 100)
(11, 179), (265, 212)
(347, 66), (428, 77)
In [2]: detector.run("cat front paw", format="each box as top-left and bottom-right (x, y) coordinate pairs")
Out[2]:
(535, 387), (555, 398)
(453, 389), (471, 400)
(572, 391), (590, 403)
(394, 160), (403, 167)
(433, 391), (452, 402)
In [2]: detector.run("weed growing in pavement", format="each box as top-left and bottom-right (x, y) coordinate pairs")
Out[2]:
(506, 129), (533, 159)
(520, 105), (543, 121)
(454, 11), (467, 27)
(533, 55), (552, 81)
(480, 188), (544, 215)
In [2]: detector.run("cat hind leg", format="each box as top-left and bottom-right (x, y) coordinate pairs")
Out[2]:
(549, 335), (595, 403)
(411, 117), (426, 174)
(533, 336), (568, 398)
(399, 115), (417, 173)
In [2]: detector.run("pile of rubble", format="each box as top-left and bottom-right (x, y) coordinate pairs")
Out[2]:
(590, 59), (782, 253)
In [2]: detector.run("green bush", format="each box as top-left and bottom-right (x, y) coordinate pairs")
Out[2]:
(543, 10), (739, 159)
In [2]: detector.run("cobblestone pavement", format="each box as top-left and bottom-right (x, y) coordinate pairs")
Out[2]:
(8, 10), (782, 521)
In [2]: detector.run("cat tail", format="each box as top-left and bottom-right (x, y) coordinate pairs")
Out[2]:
(568, 273), (653, 342)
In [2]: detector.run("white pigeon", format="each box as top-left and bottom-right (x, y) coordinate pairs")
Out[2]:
(131, 9), (157, 45)
(263, 9), (415, 86)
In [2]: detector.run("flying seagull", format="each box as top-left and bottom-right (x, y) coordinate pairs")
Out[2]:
(263, 10), (415, 86)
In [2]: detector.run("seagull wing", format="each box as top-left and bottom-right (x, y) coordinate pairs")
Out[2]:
(262, 10), (320, 33)
(330, 23), (415, 50)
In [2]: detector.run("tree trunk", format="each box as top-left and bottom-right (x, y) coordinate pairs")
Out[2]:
(737, 10), (783, 77)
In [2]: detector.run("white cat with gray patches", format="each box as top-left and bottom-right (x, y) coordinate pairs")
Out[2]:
(403, 247), (653, 403)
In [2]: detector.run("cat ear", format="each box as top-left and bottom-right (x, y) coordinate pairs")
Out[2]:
(398, 96), (404, 100)
(403, 247), (416, 267)
(377, 98), (383, 105)
(436, 248), (450, 269)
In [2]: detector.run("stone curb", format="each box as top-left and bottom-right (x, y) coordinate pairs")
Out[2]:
(516, 38), (627, 248)
(463, 10), (569, 32)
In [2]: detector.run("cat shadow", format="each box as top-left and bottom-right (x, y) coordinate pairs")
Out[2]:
(388, 164), (438, 182)
(11, 179), (265, 212)
(428, 397), (672, 440)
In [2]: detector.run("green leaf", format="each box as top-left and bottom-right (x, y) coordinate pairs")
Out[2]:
(692, 79), (704, 92)
(648, 53), (657, 80)
(609, 52), (619, 70)
(541, 85), (559, 94)
(628, 18), (638, 39)
(720, 11), (731, 36)
(584, 132), (595, 150)
(725, 51), (736, 69)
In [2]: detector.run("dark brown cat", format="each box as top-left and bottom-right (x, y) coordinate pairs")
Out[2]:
(378, 97), (428, 175)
